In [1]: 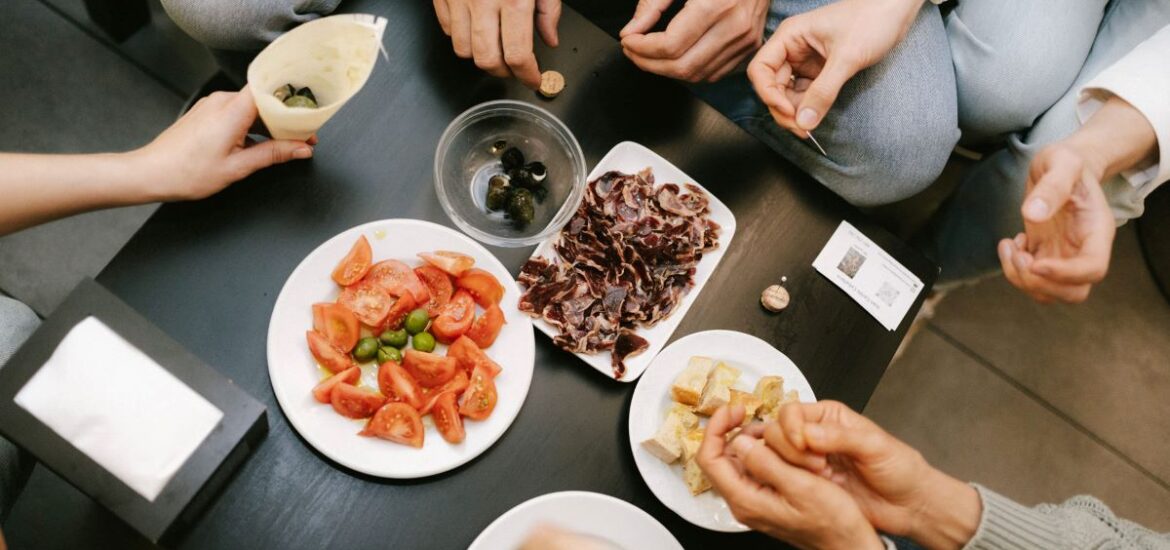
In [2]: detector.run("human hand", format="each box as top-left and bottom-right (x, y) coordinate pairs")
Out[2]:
(619, 0), (769, 83)
(133, 88), (312, 202)
(747, 0), (920, 135)
(765, 401), (981, 549)
(697, 405), (883, 550)
(433, 0), (561, 89)
(999, 143), (1115, 304)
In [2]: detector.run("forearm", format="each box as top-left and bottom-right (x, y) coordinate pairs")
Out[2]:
(907, 469), (982, 550)
(1064, 96), (1159, 182)
(0, 150), (157, 236)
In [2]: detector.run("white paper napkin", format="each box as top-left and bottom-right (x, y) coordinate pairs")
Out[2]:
(13, 317), (223, 502)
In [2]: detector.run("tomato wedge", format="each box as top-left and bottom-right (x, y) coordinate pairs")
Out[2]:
(419, 371), (469, 415)
(418, 251), (475, 277)
(306, 330), (355, 374)
(337, 282), (393, 327)
(312, 302), (360, 352)
(432, 392), (465, 444)
(332, 235), (373, 286)
(360, 403), (424, 448)
(414, 265), (454, 318)
(378, 361), (424, 410)
(402, 348), (458, 387)
(466, 304), (505, 349)
(330, 383), (385, 419)
(455, 268), (504, 307)
(431, 290), (475, 344)
(380, 293), (417, 331)
(366, 260), (430, 303)
(446, 335), (502, 378)
(459, 365), (498, 420)
(312, 366), (361, 403)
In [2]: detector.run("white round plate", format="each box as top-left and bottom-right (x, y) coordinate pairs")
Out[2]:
(469, 491), (682, 550)
(267, 219), (534, 478)
(628, 330), (816, 532)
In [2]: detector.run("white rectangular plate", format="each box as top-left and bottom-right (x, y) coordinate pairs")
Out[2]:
(526, 141), (737, 382)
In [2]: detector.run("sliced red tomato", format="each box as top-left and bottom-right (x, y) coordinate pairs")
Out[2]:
(431, 290), (475, 344)
(418, 251), (475, 277)
(330, 383), (385, 419)
(360, 402), (424, 448)
(366, 260), (430, 303)
(466, 304), (505, 349)
(312, 302), (360, 352)
(380, 294), (417, 331)
(331, 235), (373, 286)
(432, 392), (465, 444)
(378, 361), (424, 409)
(419, 371), (469, 415)
(337, 282), (393, 327)
(414, 265), (454, 318)
(446, 335), (502, 378)
(311, 366), (361, 404)
(459, 365), (498, 420)
(306, 330), (355, 374)
(455, 268), (504, 307)
(402, 348), (458, 387)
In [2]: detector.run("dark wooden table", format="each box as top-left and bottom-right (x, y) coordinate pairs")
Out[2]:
(6, 2), (936, 548)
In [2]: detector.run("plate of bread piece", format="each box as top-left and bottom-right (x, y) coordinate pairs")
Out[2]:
(627, 330), (815, 532)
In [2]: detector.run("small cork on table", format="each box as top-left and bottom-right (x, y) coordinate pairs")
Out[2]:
(539, 70), (565, 98)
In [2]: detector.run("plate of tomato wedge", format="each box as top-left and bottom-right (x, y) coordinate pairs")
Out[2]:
(268, 219), (534, 478)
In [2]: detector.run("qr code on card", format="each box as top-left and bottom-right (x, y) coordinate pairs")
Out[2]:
(836, 247), (866, 279)
(876, 281), (900, 307)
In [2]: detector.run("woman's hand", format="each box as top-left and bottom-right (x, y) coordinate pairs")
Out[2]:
(134, 88), (313, 201)
(747, 0), (921, 135)
(999, 144), (1115, 304)
(697, 405), (884, 550)
(620, 0), (769, 83)
(432, 0), (561, 89)
(765, 401), (981, 550)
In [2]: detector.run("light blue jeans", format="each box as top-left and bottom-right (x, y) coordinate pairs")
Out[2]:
(0, 296), (39, 523)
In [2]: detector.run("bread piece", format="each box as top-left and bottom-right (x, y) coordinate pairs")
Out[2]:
(641, 404), (700, 464)
(671, 356), (716, 406)
(694, 363), (741, 416)
(753, 375), (786, 419)
(681, 428), (704, 462)
(683, 458), (712, 495)
(758, 387), (803, 423)
(729, 390), (763, 426)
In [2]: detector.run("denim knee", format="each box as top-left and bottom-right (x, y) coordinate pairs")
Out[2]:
(818, 124), (958, 208)
(161, 0), (339, 51)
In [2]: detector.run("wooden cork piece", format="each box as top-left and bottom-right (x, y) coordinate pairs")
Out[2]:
(539, 70), (565, 98)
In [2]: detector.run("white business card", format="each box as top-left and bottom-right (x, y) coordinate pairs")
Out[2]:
(812, 221), (924, 331)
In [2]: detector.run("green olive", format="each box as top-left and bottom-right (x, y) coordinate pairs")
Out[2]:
(412, 331), (436, 352)
(486, 176), (510, 211)
(379, 329), (408, 348)
(404, 308), (430, 335)
(507, 187), (536, 228)
(377, 346), (402, 364)
(353, 337), (379, 362)
(283, 95), (317, 109)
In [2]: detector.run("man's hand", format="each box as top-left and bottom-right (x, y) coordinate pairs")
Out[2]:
(619, 0), (769, 83)
(697, 405), (884, 550)
(764, 401), (982, 550)
(747, 0), (920, 135)
(433, 0), (561, 89)
(999, 144), (1115, 304)
(134, 88), (313, 202)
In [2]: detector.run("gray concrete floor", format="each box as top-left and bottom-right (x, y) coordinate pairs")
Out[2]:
(1, 0), (1168, 541)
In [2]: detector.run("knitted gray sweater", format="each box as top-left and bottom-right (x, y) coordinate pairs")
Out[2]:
(963, 484), (1170, 549)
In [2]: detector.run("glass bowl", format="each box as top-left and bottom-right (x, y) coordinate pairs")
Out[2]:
(434, 100), (587, 247)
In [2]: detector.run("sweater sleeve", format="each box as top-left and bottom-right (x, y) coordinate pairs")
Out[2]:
(962, 484), (1170, 550)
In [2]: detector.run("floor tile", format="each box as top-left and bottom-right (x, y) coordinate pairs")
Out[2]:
(0, 0), (178, 314)
(39, 0), (217, 96)
(930, 224), (1170, 485)
(865, 329), (1170, 531)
